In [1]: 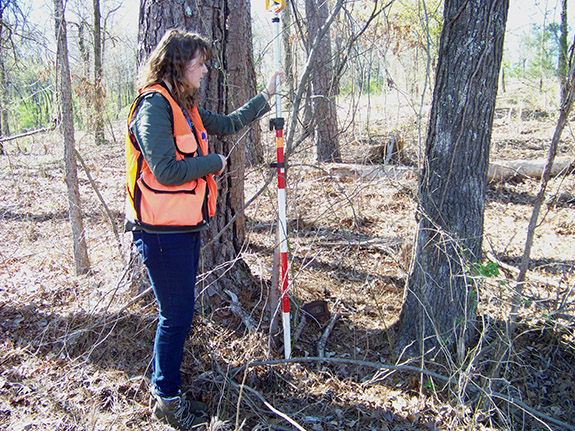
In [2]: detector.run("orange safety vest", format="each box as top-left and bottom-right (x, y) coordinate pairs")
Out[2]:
(125, 84), (218, 231)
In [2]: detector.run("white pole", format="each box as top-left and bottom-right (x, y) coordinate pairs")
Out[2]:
(271, 13), (291, 359)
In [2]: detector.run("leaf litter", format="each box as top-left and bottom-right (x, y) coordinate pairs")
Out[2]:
(0, 107), (574, 430)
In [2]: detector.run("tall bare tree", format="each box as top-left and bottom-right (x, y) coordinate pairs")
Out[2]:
(54, 0), (91, 275)
(305, 0), (340, 162)
(511, 2), (575, 324)
(0, 0), (17, 154)
(397, 0), (509, 358)
(137, 0), (261, 291)
(93, 0), (105, 145)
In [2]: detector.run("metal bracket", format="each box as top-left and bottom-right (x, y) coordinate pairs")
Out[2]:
(269, 117), (285, 131)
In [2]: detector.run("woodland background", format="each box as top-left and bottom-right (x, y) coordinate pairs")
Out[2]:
(0, 0), (574, 430)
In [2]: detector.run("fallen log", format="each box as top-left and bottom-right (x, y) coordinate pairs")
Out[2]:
(323, 157), (574, 182)
(488, 157), (574, 181)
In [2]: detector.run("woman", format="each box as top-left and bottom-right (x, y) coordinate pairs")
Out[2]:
(125, 29), (281, 430)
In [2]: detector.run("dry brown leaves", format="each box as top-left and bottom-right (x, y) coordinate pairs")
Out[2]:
(0, 104), (574, 430)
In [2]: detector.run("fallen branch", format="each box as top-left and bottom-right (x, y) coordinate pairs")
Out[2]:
(486, 251), (564, 290)
(317, 312), (340, 357)
(225, 289), (258, 332)
(0, 122), (58, 143)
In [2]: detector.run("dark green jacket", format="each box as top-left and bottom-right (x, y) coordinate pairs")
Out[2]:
(129, 91), (270, 187)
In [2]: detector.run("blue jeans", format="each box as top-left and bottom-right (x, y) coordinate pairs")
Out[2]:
(133, 230), (201, 398)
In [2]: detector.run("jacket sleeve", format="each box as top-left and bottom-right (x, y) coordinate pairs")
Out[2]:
(129, 93), (223, 186)
(199, 93), (271, 136)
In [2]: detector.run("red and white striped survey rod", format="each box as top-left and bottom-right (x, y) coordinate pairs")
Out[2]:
(266, 0), (291, 359)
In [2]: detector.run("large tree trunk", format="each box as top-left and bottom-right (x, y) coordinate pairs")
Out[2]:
(54, 0), (91, 275)
(397, 0), (509, 359)
(138, 0), (260, 294)
(93, 0), (105, 145)
(305, 0), (340, 163)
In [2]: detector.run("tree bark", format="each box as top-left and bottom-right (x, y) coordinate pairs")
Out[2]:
(282, 2), (295, 111)
(54, 0), (91, 275)
(138, 0), (260, 294)
(397, 0), (509, 359)
(93, 0), (105, 145)
(305, 0), (340, 162)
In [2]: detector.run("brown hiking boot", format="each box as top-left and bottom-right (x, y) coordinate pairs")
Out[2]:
(152, 394), (209, 430)
(149, 388), (208, 416)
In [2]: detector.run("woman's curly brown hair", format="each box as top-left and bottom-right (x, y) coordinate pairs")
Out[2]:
(137, 29), (212, 110)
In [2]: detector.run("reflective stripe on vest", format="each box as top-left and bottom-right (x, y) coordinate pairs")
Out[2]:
(125, 84), (218, 230)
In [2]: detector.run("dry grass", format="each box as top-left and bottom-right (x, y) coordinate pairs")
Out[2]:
(1, 87), (574, 430)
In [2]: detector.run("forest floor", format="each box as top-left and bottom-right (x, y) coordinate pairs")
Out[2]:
(0, 87), (574, 431)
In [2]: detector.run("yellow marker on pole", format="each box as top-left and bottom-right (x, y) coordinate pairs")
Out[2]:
(265, 0), (285, 13)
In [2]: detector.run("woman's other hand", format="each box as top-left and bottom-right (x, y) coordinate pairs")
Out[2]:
(263, 71), (285, 101)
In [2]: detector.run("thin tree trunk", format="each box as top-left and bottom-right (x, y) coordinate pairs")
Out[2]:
(559, 0), (568, 99)
(0, 56), (5, 155)
(93, 0), (105, 145)
(0, 54), (8, 137)
(511, 30), (575, 323)
(0, 4), (7, 155)
(54, 0), (91, 275)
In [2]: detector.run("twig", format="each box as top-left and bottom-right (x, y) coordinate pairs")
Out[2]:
(294, 163), (359, 230)
(268, 237), (281, 352)
(294, 314), (307, 343)
(237, 384), (306, 431)
(235, 367), (249, 430)
(224, 289), (258, 332)
(317, 312), (340, 358)
(59, 262), (153, 350)
(207, 362), (307, 431)
(74, 148), (124, 264)
(232, 356), (451, 384)
(490, 392), (572, 431)
(201, 171), (273, 251)
(558, 281), (575, 311)
(108, 285), (153, 317)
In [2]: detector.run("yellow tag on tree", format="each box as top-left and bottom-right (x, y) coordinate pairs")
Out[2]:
(265, 0), (285, 13)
